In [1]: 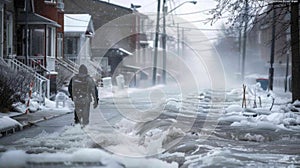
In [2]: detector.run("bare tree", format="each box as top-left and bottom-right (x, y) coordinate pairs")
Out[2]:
(0, 62), (34, 112)
(290, 1), (300, 102)
(209, 0), (300, 101)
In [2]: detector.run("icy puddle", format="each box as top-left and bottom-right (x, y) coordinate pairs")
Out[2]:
(1, 87), (300, 167)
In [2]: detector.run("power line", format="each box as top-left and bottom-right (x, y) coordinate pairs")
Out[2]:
(65, 15), (89, 22)
(166, 25), (226, 31)
(174, 9), (212, 15)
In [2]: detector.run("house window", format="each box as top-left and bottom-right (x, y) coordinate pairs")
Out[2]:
(64, 37), (79, 61)
(47, 27), (56, 57)
(31, 28), (45, 56)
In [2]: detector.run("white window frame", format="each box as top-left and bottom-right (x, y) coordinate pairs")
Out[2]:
(46, 26), (56, 57)
(44, 0), (56, 4)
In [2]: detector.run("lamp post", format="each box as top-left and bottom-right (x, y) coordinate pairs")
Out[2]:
(161, 0), (197, 84)
(162, 0), (167, 84)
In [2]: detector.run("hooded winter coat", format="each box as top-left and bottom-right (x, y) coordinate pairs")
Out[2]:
(68, 64), (98, 103)
(68, 64), (98, 125)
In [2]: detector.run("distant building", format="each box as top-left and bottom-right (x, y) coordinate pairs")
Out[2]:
(64, 0), (151, 86)
(64, 14), (94, 62)
(249, 5), (290, 73)
(248, 4), (291, 88)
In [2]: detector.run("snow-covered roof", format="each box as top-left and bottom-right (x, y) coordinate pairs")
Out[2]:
(64, 14), (94, 33)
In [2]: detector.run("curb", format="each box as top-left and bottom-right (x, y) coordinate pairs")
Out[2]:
(1, 111), (73, 137)
(22, 111), (73, 129)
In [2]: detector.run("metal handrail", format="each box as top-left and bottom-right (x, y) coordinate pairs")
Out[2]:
(56, 57), (79, 74)
(6, 59), (50, 99)
(30, 58), (51, 74)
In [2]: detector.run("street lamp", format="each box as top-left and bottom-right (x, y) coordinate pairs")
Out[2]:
(131, 4), (142, 64)
(161, 0), (197, 84)
(131, 3), (141, 11)
(166, 1), (197, 15)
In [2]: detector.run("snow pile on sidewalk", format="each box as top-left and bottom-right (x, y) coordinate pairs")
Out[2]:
(12, 91), (74, 114)
(0, 148), (178, 168)
(219, 84), (300, 131)
(0, 116), (22, 136)
(0, 124), (178, 168)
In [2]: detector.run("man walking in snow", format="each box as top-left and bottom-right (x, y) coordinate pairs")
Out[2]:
(68, 64), (99, 126)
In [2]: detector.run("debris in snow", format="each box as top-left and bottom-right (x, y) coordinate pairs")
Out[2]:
(293, 100), (300, 108)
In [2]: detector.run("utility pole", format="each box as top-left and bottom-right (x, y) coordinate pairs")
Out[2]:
(177, 23), (180, 56)
(25, 0), (29, 65)
(162, 0), (167, 84)
(152, 0), (161, 85)
(291, 1), (300, 102)
(285, 51), (289, 92)
(241, 0), (249, 81)
(269, 3), (276, 91)
(182, 27), (184, 56)
(238, 28), (242, 73)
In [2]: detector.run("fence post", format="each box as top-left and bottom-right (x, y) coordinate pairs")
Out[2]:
(25, 81), (34, 114)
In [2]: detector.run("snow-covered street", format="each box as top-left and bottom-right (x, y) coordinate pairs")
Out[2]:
(0, 84), (300, 167)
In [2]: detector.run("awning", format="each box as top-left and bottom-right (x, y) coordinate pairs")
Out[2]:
(122, 65), (149, 78)
(64, 14), (92, 33)
(118, 48), (133, 56)
(17, 12), (61, 27)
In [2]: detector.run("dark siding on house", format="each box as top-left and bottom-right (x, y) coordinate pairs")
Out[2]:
(64, 0), (136, 52)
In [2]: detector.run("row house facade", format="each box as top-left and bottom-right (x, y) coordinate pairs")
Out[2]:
(1, 0), (151, 89)
(64, 0), (151, 85)
(0, 0), (64, 97)
(1, 0), (64, 71)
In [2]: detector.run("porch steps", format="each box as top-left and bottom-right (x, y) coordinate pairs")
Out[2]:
(56, 58), (79, 74)
(5, 59), (50, 98)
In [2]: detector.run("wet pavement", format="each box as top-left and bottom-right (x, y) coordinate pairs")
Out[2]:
(0, 87), (300, 167)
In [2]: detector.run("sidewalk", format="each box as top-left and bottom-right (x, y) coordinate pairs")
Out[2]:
(12, 109), (73, 128)
(0, 98), (74, 137)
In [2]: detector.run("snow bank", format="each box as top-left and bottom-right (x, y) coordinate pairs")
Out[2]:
(184, 147), (299, 167)
(0, 150), (27, 168)
(101, 118), (184, 157)
(0, 148), (177, 168)
(0, 121), (178, 167)
(220, 86), (300, 131)
(0, 116), (22, 134)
